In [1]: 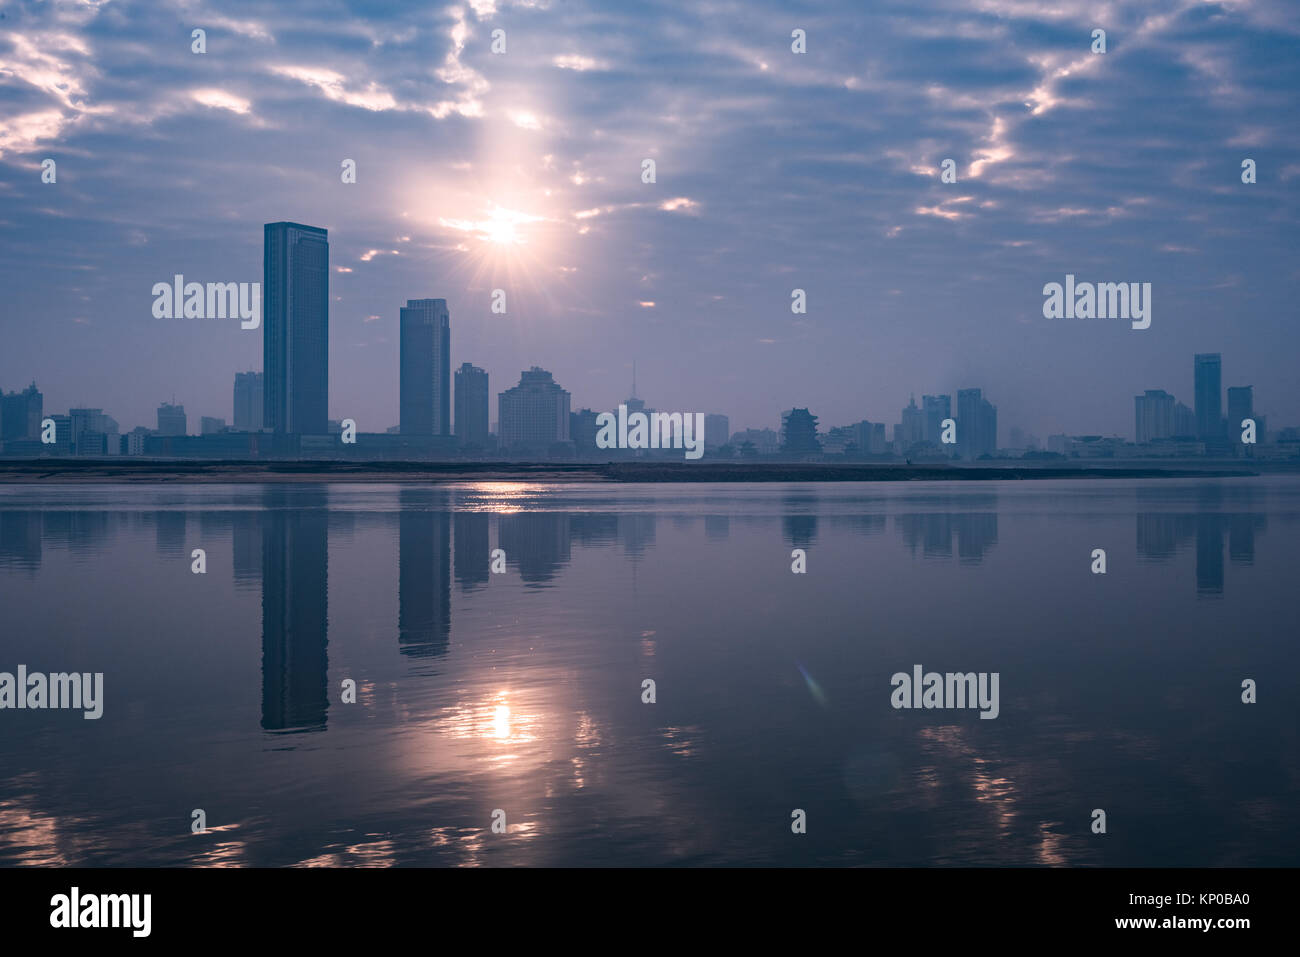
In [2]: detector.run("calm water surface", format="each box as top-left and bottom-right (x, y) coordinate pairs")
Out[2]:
(1, 478), (1296, 866)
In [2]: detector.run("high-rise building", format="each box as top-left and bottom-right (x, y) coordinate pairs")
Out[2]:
(1194, 353), (1222, 440)
(453, 361), (488, 447)
(900, 396), (925, 449)
(850, 420), (875, 456)
(48, 414), (72, 455)
(400, 299), (451, 436)
(263, 222), (329, 435)
(704, 414), (730, 449)
(1135, 389), (1175, 444)
(233, 371), (263, 432)
(956, 388), (997, 459)
(570, 408), (600, 455)
(1227, 386), (1254, 433)
(1173, 401), (1197, 438)
(922, 394), (951, 447)
(498, 367), (571, 451)
(70, 408), (117, 456)
(0, 383), (42, 442)
(201, 416), (227, 435)
(157, 402), (187, 436)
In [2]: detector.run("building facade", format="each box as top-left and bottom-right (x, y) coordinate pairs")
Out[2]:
(157, 402), (187, 436)
(400, 298), (451, 437)
(1194, 353), (1222, 440)
(956, 388), (997, 459)
(233, 371), (263, 432)
(1135, 389), (1175, 444)
(498, 367), (571, 451)
(453, 361), (488, 447)
(264, 222), (329, 434)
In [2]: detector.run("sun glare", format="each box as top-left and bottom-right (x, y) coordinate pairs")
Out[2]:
(484, 217), (519, 246)
(484, 206), (542, 246)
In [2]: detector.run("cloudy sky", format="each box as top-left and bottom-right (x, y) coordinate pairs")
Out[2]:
(1, 0), (1297, 438)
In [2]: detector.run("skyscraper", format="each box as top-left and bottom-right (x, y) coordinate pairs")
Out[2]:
(70, 408), (117, 455)
(956, 388), (997, 459)
(1226, 386), (1253, 432)
(0, 383), (42, 442)
(263, 222), (329, 435)
(922, 394), (951, 447)
(233, 371), (263, 432)
(400, 299), (451, 436)
(570, 408), (601, 455)
(453, 361), (488, 447)
(157, 402), (187, 436)
(1135, 389), (1175, 444)
(498, 367), (571, 451)
(900, 395), (925, 449)
(1194, 353), (1222, 440)
(704, 414), (730, 449)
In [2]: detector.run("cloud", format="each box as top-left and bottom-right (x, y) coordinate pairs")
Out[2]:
(190, 88), (251, 114)
(269, 66), (398, 111)
(553, 54), (609, 72)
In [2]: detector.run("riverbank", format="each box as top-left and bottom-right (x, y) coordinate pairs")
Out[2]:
(0, 459), (1262, 483)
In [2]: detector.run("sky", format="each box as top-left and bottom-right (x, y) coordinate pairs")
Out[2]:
(1, 0), (1298, 438)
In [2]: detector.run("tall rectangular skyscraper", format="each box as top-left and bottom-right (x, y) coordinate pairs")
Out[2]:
(233, 371), (264, 432)
(1226, 385), (1253, 430)
(400, 299), (451, 436)
(1135, 389), (1175, 444)
(956, 388), (996, 459)
(263, 222), (329, 435)
(454, 362), (488, 447)
(922, 394), (951, 446)
(1194, 353), (1222, 440)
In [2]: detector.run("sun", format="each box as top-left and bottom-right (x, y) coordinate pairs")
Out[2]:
(480, 206), (543, 247)
(483, 216), (520, 246)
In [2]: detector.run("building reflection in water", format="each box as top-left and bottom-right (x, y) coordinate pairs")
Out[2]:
(498, 512), (572, 584)
(617, 514), (656, 559)
(453, 511), (490, 592)
(231, 510), (262, 591)
(1137, 511), (1266, 597)
(704, 514), (730, 542)
(260, 487), (330, 733)
(895, 512), (999, 563)
(569, 513), (619, 547)
(154, 510), (187, 559)
(781, 493), (819, 551)
(399, 488), (452, 662)
(0, 511), (41, 571)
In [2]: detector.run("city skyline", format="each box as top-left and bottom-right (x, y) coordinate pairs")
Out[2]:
(0, 215), (1283, 453)
(2, 0), (1298, 440)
